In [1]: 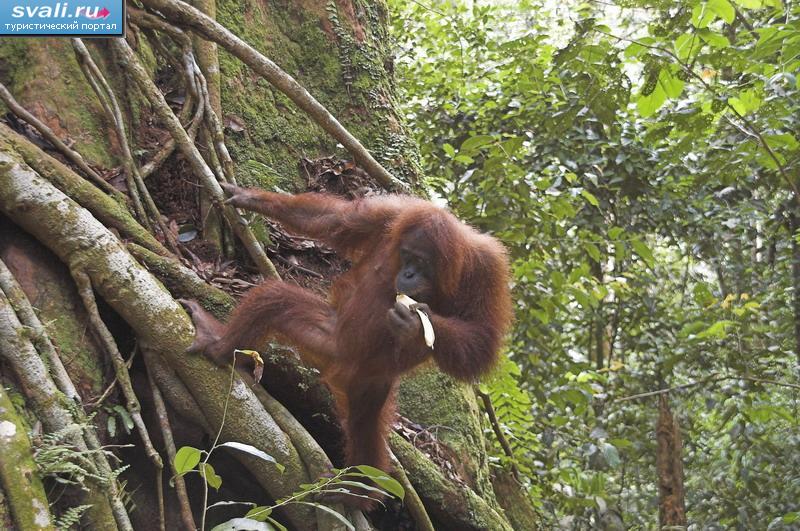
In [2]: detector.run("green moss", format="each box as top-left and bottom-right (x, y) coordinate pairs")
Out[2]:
(215, 0), (419, 189)
(398, 368), (502, 511)
(0, 39), (115, 167)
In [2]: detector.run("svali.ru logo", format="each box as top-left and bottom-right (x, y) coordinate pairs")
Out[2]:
(11, 4), (111, 19)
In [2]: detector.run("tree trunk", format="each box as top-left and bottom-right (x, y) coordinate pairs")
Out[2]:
(656, 394), (687, 528)
(0, 1), (519, 529)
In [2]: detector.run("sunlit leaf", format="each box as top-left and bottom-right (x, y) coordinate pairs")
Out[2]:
(708, 0), (735, 22)
(174, 446), (202, 474)
(201, 462), (222, 490)
(354, 465), (405, 500)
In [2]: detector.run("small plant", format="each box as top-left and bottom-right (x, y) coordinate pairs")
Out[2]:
(173, 351), (404, 530)
(33, 423), (127, 489)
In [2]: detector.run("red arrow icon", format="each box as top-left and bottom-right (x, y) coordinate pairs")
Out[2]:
(87, 7), (110, 19)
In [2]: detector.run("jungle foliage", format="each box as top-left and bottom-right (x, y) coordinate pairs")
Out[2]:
(390, 0), (800, 528)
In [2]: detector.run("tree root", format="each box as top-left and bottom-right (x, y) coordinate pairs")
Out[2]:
(0, 385), (54, 530)
(0, 123), (169, 257)
(71, 269), (164, 471)
(0, 274), (130, 531)
(147, 368), (196, 531)
(0, 148), (316, 529)
(108, 38), (280, 279)
(390, 433), (513, 531)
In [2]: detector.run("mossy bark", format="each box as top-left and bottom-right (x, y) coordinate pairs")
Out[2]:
(0, 39), (116, 167)
(0, 386), (54, 531)
(397, 369), (504, 511)
(215, 0), (420, 189)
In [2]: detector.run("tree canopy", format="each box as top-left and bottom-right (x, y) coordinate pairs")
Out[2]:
(391, 0), (800, 527)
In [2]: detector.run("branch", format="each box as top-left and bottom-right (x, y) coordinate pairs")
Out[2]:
(613, 373), (800, 403)
(72, 38), (182, 255)
(139, 0), (408, 192)
(475, 388), (520, 480)
(146, 363), (197, 531)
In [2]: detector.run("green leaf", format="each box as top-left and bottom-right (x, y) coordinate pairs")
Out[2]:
(675, 33), (699, 61)
(581, 189), (600, 207)
(459, 135), (494, 153)
(201, 462), (222, 490)
(764, 133), (799, 150)
(697, 320), (735, 339)
(264, 517), (287, 531)
(245, 506), (272, 522)
(783, 512), (800, 524)
(602, 443), (621, 468)
(658, 69), (684, 99)
(636, 85), (666, 117)
(329, 480), (390, 496)
(608, 226), (624, 239)
(727, 89), (762, 115)
(218, 442), (283, 472)
(112, 405), (134, 432)
(442, 143), (455, 158)
(698, 28), (730, 48)
(584, 242), (601, 262)
(692, 3), (717, 28)
(174, 446), (202, 474)
(354, 465), (405, 500)
(708, 0), (736, 22)
(210, 518), (271, 531)
(630, 238), (655, 268)
(624, 42), (647, 58)
(734, 0), (762, 7)
(294, 503), (354, 530)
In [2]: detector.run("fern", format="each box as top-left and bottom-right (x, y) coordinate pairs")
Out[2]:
(54, 504), (92, 530)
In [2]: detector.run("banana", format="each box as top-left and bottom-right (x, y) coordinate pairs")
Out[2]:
(396, 294), (435, 349)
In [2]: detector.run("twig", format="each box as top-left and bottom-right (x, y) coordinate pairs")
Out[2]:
(147, 366), (196, 531)
(275, 255), (324, 278)
(201, 355), (238, 531)
(86, 345), (138, 410)
(156, 466), (166, 531)
(109, 37), (280, 278)
(475, 388), (520, 480)
(139, 0), (407, 192)
(71, 269), (164, 471)
(0, 81), (124, 200)
(389, 450), (435, 531)
(613, 373), (800, 403)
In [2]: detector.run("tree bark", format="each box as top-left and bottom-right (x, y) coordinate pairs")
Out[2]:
(656, 394), (687, 528)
